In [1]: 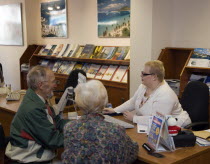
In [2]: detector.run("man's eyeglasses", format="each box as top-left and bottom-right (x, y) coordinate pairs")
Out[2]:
(141, 71), (154, 76)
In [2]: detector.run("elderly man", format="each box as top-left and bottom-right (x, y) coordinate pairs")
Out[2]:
(6, 65), (69, 164)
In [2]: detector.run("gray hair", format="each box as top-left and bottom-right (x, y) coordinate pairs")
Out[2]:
(74, 80), (108, 114)
(27, 65), (49, 90)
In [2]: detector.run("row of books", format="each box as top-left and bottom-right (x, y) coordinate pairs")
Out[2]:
(39, 59), (128, 83)
(189, 74), (210, 92)
(38, 44), (130, 60)
(188, 48), (210, 67)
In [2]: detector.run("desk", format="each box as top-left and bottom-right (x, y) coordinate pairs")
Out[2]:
(1, 97), (210, 164)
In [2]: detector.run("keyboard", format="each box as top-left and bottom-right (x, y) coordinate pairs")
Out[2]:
(104, 115), (134, 129)
(6, 92), (21, 101)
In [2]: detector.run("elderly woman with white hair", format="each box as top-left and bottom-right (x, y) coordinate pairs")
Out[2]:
(62, 80), (139, 164)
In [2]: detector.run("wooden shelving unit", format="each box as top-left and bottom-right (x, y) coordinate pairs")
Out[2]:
(19, 45), (39, 89)
(20, 45), (130, 107)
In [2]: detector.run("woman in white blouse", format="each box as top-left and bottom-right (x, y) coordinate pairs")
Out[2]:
(103, 60), (191, 127)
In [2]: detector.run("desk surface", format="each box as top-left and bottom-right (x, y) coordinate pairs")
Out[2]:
(0, 96), (210, 164)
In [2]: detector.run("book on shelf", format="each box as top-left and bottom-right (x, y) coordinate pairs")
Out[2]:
(62, 44), (72, 57)
(79, 44), (95, 58)
(110, 47), (120, 60)
(67, 44), (80, 57)
(61, 44), (71, 57)
(124, 49), (130, 60)
(57, 61), (70, 74)
(40, 44), (53, 56)
(57, 44), (69, 57)
(189, 74), (207, 82)
(98, 46), (117, 59)
(39, 59), (49, 67)
(82, 63), (91, 72)
(102, 65), (118, 81)
(52, 44), (64, 56)
(72, 63), (84, 70)
(187, 48), (210, 67)
(121, 71), (128, 83)
(86, 64), (101, 78)
(95, 65), (109, 79)
(71, 46), (84, 58)
(47, 45), (57, 56)
(117, 46), (130, 60)
(90, 46), (104, 59)
(48, 61), (56, 70)
(111, 66), (128, 82)
(65, 62), (77, 75)
(38, 45), (46, 55)
(52, 61), (62, 72)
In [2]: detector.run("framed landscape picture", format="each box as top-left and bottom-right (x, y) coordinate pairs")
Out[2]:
(41, 0), (67, 38)
(0, 3), (23, 46)
(97, 0), (130, 38)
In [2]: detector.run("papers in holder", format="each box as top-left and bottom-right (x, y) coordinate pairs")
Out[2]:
(104, 115), (134, 129)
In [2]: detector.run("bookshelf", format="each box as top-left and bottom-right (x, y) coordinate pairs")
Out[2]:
(20, 45), (39, 89)
(20, 44), (130, 107)
(158, 47), (194, 97)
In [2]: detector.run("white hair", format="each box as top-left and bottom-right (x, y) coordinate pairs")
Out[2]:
(74, 80), (108, 114)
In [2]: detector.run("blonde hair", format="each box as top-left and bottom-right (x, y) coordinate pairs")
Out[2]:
(74, 80), (108, 114)
(145, 60), (165, 82)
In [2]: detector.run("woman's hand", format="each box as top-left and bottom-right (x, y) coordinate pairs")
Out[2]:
(123, 111), (134, 121)
(103, 108), (115, 114)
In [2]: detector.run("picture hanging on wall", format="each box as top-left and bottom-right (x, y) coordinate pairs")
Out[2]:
(41, 0), (67, 38)
(97, 0), (130, 38)
(0, 3), (23, 46)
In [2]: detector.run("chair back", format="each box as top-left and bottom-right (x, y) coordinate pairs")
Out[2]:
(180, 81), (209, 130)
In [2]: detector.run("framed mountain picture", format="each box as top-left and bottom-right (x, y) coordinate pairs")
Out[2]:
(41, 0), (67, 38)
(97, 0), (130, 38)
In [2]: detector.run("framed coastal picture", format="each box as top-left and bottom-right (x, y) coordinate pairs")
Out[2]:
(0, 3), (23, 46)
(41, 0), (67, 38)
(97, 0), (130, 38)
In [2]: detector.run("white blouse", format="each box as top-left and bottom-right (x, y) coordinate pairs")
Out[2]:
(114, 80), (191, 127)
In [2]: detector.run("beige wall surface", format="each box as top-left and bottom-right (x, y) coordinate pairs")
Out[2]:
(1, 0), (210, 97)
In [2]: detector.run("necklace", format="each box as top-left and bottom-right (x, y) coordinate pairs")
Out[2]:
(139, 81), (163, 108)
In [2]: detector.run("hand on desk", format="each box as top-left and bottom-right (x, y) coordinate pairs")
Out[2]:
(123, 111), (134, 122)
(103, 108), (115, 114)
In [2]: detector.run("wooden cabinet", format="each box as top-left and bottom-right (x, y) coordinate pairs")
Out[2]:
(20, 45), (39, 89)
(158, 47), (194, 97)
(20, 45), (130, 107)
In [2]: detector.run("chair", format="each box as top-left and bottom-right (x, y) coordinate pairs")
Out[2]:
(180, 81), (209, 131)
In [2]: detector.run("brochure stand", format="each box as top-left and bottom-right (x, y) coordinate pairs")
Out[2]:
(147, 112), (176, 152)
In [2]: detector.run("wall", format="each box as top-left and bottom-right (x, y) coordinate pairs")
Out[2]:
(172, 0), (210, 48)
(152, 0), (173, 60)
(0, 0), (130, 91)
(2, 0), (210, 97)
(130, 0), (153, 95)
(0, 0), (27, 91)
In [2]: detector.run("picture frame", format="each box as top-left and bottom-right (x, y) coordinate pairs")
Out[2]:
(40, 0), (67, 38)
(97, 0), (130, 38)
(0, 3), (23, 46)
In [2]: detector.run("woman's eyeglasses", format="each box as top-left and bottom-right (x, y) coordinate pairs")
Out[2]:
(141, 71), (154, 76)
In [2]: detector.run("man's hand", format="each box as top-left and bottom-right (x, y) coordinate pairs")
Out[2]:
(123, 111), (134, 121)
(103, 108), (115, 114)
